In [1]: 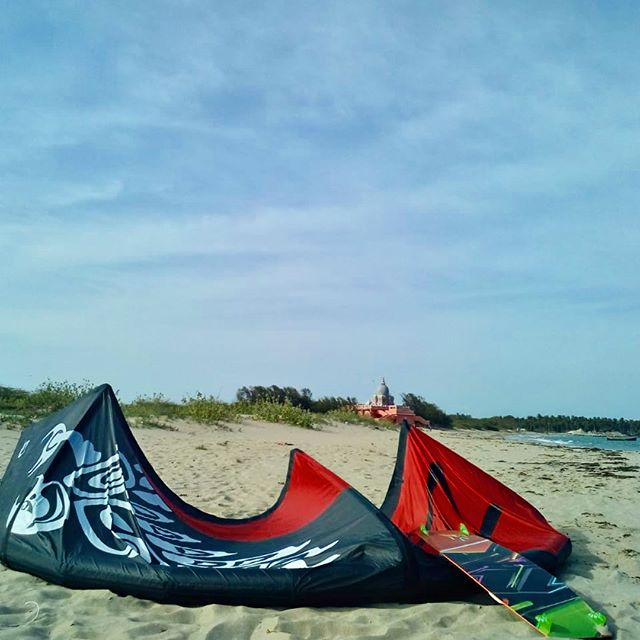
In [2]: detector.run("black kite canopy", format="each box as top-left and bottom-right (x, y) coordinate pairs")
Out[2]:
(0, 384), (570, 606)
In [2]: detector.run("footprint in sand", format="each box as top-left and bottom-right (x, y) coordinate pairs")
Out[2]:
(250, 615), (291, 640)
(127, 622), (173, 637)
(0, 602), (40, 629)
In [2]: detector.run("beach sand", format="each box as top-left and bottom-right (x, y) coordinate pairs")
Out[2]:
(0, 419), (638, 639)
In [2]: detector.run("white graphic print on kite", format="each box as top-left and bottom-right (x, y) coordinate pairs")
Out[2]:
(8, 424), (342, 569)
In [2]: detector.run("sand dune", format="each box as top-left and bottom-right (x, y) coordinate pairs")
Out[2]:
(0, 419), (638, 639)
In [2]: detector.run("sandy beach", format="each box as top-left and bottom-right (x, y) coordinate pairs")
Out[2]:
(0, 419), (638, 639)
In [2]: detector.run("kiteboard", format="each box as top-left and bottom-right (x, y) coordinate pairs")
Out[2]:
(416, 526), (610, 638)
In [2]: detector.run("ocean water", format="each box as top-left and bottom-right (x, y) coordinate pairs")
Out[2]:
(509, 432), (640, 452)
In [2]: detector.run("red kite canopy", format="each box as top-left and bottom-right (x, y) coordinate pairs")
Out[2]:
(0, 385), (570, 606)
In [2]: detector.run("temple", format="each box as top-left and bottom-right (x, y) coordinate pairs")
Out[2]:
(356, 378), (429, 428)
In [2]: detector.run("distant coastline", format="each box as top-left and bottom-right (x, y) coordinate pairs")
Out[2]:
(1, 380), (639, 437)
(450, 413), (640, 437)
(508, 431), (640, 452)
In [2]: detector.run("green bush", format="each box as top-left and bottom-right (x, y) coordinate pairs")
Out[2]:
(235, 400), (317, 429)
(13, 379), (94, 418)
(0, 386), (31, 412)
(401, 393), (452, 427)
(123, 393), (183, 420)
(324, 409), (380, 426)
(181, 392), (238, 424)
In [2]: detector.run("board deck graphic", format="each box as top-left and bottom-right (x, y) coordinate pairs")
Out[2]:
(417, 529), (611, 638)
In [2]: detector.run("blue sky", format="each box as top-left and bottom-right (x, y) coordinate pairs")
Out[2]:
(2, 2), (640, 417)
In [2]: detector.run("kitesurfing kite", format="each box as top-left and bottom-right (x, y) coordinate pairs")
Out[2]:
(0, 385), (609, 637)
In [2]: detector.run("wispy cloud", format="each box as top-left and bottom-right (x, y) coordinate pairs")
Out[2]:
(1, 2), (640, 416)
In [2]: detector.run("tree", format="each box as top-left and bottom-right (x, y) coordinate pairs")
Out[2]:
(401, 393), (452, 427)
(311, 396), (358, 413)
(234, 385), (360, 414)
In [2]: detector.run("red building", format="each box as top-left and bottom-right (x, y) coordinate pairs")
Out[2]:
(356, 378), (429, 428)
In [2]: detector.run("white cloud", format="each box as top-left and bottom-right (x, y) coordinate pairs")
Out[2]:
(2, 3), (640, 414)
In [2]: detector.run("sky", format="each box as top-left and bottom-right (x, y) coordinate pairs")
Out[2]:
(2, 1), (640, 417)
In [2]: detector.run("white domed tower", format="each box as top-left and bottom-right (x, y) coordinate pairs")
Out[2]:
(371, 378), (394, 406)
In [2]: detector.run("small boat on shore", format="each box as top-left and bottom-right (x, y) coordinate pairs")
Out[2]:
(606, 435), (637, 441)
